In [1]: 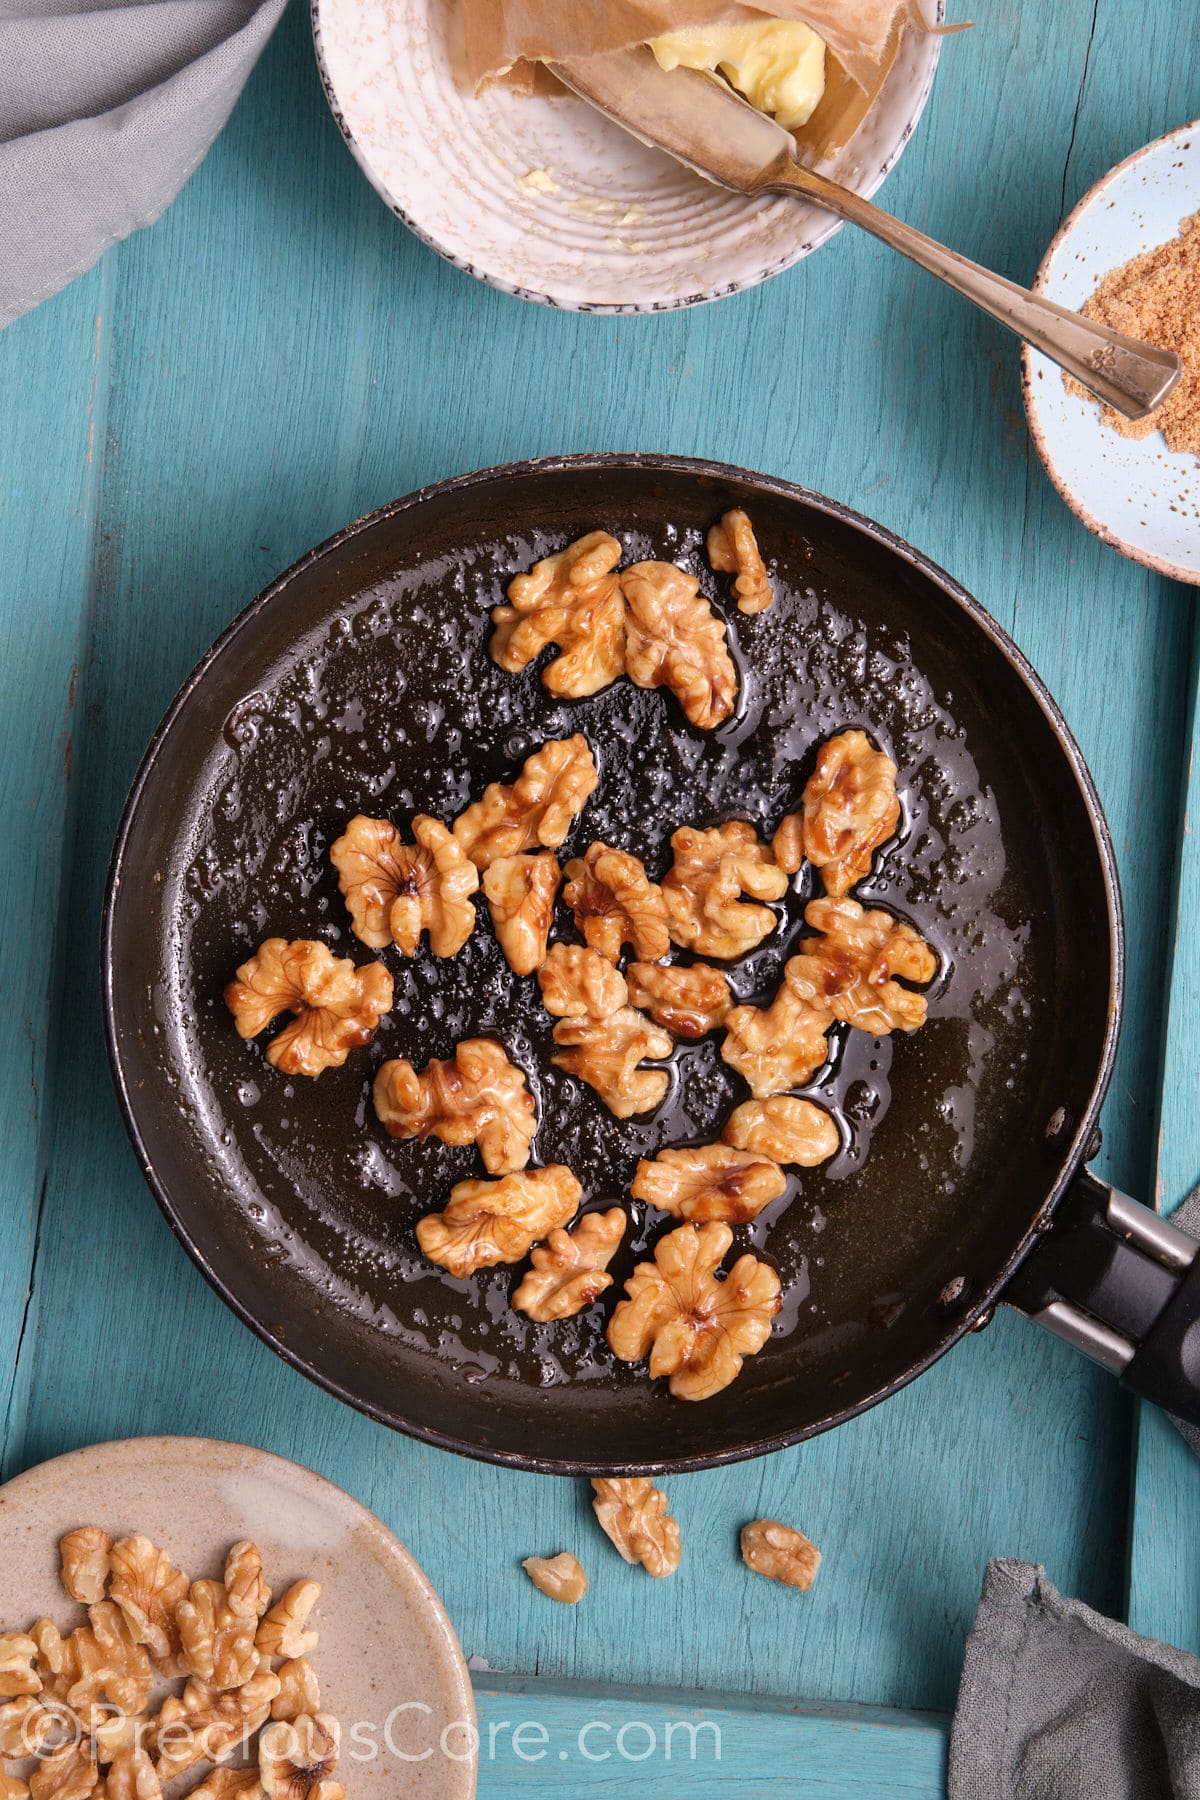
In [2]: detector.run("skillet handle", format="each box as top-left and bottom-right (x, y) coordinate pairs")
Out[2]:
(1006, 1168), (1200, 1425)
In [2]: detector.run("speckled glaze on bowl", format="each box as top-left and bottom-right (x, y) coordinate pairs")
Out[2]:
(311, 0), (942, 311)
(0, 1437), (476, 1799)
(1022, 118), (1200, 584)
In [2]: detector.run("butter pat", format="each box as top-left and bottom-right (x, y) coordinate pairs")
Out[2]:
(649, 21), (826, 133)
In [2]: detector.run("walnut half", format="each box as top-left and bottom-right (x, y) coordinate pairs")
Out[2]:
(452, 735), (598, 871)
(663, 822), (787, 958)
(621, 561), (737, 731)
(562, 842), (670, 964)
(482, 851), (560, 975)
(800, 896), (937, 1034)
(511, 1207), (626, 1321)
(59, 1528), (111, 1605)
(329, 814), (478, 956)
(224, 940), (392, 1077)
(590, 1478), (681, 1578)
(723, 1097), (840, 1168)
(775, 729), (900, 894)
(607, 1222), (780, 1401)
(631, 1145), (785, 1224)
(626, 961), (732, 1038)
(721, 982), (832, 1099)
(706, 508), (774, 614)
(373, 1038), (536, 1174)
(491, 532), (625, 699)
(551, 1009), (673, 1119)
(416, 1165), (582, 1278)
(740, 1518), (822, 1590)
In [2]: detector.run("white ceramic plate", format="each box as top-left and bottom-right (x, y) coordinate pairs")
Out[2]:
(1022, 118), (1200, 584)
(312, 0), (942, 311)
(0, 1437), (475, 1799)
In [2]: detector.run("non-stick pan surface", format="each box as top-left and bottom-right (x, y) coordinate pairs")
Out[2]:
(104, 456), (1119, 1473)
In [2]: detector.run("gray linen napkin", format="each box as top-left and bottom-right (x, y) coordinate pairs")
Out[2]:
(950, 1560), (1200, 1799)
(0, 0), (286, 329)
(951, 1192), (1200, 1798)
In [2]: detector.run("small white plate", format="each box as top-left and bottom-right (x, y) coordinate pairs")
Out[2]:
(1022, 118), (1200, 584)
(312, 0), (942, 311)
(0, 1437), (475, 1799)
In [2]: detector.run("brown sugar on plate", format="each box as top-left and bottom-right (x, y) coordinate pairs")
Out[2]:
(1065, 211), (1200, 458)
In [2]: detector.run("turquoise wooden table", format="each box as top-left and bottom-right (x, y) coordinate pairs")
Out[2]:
(3, 3), (1200, 1793)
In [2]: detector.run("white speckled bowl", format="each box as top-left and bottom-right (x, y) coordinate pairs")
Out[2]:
(1022, 119), (1200, 584)
(0, 1438), (475, 1800)
(312, 0), (942, 311)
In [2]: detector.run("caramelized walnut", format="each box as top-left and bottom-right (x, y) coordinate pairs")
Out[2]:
(511, 1208), (626, 1321)
(481, 851), (560, 975)
(224, 940), (392, 1077)
(740, 1518), (822, 1590)
(721, 983), (832, 1098)
(330, 814), (478, 956)
(626, 961), (731, 1038)
(537, 943), (627, 1022)
(224, 1543), (271, 1623)
(452, 735), (598, 871)
(783, 729), (900, 894)
(662, 823), (787, 958)
(551, 1010), (673, 1119)
(562, 842), (670, 964)
(416, 1165), (581, 1278)
(271, 1660), (320, 1724)
(800, 896), (936, 1033)
(258, 1714), (339, 1800)
(373, 1038), (536, 1174)
(706, 509), (774, 614)
(0, 1636), (39, 1699)
(631, 1145), (785, 1223)
(620, 562), (737, 730)
(521, 1554), (588, 1604)
(29, 1742), (95, 1800)
(723, 1096), (839, 1167)
(607, 1222), (781, 1401)
(590, 1479), (681, 1578)
(256, 1584), (321, 1663)
(491, 533), (625, 699)
(177, 1580), (260, 1691)
(108, 1537), (189, 1665)
(59, 1529), (111, 1606)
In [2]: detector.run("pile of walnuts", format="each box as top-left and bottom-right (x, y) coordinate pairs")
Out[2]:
(0, 1531), (335, 1800)
(223, 514), (938, 1405)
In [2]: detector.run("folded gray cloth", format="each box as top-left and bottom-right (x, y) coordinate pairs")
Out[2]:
(950, 1560), (1200, 1799)
(0, 0), (286, 328)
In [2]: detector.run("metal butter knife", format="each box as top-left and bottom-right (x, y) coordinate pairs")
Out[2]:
(551, 47), (1180, 420)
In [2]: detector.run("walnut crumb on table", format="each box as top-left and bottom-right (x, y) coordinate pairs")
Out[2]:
(521, 1554), (589, 1604)
(740, 1519), (822, 1590)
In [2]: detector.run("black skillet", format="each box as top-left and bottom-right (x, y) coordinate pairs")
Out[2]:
(103, 454), (1200, 1474)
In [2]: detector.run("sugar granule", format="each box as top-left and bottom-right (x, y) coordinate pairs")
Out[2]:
(1064, 210), (1200, 459)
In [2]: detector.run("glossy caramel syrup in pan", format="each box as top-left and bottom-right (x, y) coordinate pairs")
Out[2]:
(174, 521), (1041, 1390)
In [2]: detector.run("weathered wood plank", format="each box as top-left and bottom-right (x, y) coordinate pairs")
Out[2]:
(0, 263), (108, 1439)
(1127, 615), (1200, 1651)
(2, 0), (1198, 1759)
(471, 1679), (947, 1794)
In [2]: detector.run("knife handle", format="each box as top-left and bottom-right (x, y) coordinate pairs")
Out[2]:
(770, 161), (1179, 420)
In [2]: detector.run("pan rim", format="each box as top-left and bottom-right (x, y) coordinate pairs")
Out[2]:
(102, 451), (1125, 1475)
